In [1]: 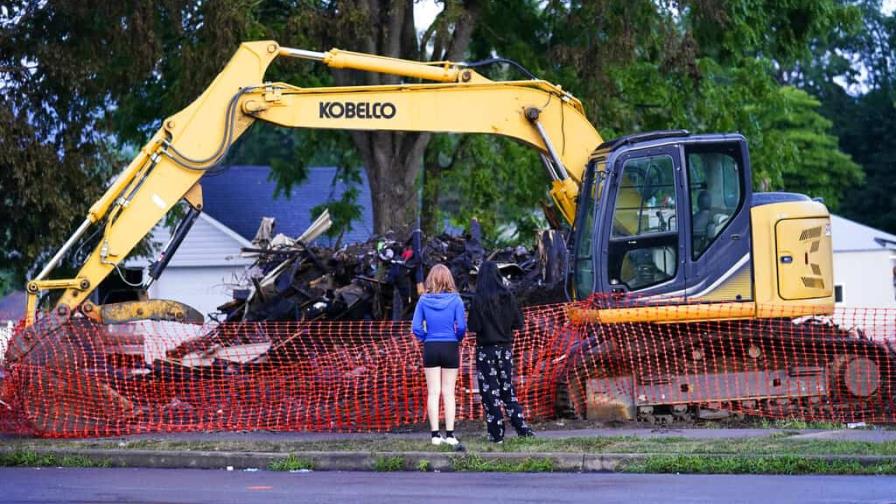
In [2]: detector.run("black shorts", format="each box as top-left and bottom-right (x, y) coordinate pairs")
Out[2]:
(423, 342), (460, 369)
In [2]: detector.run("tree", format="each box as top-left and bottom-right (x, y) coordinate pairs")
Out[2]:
(0, 0), (483, 286)
(756, 86), (862, 206)
(0, 1), (180, 286)
(113, 0), (484, 237)
(535, 0), (862, 203)
(317, 1), (482, 235)
(837, 89), (896, 232)
(793, 3), (896, 232)
(418, 0), (864, 243)
(424, 134), (548, 244)
(0, 0), (873, 289)
(238, 1), (481, 237)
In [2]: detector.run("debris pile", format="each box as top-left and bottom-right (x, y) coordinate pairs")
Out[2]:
(217, 213), (569, 322)
(1, 212), (570, 435)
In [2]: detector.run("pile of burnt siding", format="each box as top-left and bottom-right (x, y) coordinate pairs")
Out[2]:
(217, 216), (569, 322)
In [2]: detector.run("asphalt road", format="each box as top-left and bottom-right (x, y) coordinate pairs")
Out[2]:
(2, 468), (895, 504)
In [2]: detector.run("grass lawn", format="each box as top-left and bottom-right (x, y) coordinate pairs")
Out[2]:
(4, 428), (896, 474)
(5, 431), (896, 456)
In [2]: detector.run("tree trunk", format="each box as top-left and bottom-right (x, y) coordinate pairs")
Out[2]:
(329, 0), (481, 235)
(421, 161), (443, 236)
(352, 130), (430, 235)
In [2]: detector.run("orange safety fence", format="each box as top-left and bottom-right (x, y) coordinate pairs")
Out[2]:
(1, 297), (895, 438)
(564, 296), (896, 424)
(0, 304), (572, 438)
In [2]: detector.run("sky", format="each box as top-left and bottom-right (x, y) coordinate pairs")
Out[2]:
(414, 0), (440, 33)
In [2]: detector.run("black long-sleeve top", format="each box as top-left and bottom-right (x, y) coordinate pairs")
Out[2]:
(468, 293), (525, 346)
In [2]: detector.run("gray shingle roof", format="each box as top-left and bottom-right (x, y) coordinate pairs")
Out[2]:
(831, 214), (896, 252)
(0, 290), (25, 321)
(200, 165), (374, 245)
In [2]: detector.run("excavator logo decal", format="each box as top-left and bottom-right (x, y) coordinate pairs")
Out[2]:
(319, 101), (396, 119)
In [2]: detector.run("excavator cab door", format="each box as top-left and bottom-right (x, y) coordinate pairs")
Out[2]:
(571, 158), (606, 300)
(681, 138), (753, 302)
(596, 146), (687, 299)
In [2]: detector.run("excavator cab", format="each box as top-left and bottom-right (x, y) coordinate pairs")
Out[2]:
(572, 131), (753, 304)
(573, 129), (834, 319)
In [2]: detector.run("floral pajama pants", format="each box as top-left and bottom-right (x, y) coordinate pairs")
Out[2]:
(476, 344), (530, 442)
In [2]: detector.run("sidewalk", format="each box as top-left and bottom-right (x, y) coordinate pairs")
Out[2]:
(3, 426), (896, 474)
(6, 425), (896, 444)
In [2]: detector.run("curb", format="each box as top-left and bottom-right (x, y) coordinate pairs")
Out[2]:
(0, 448), (585, 472)
(2, 447), (895, 472)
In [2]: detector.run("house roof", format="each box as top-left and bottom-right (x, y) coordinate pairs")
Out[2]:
(200, 165), (374, 245)
(129, 212), (255, 268)
(831, 214), (896, 253)
(0, 290), (25, 321)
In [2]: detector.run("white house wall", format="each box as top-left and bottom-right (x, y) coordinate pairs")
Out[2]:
(147, 266), (245, 320)
(832, 250), (895, 308)
(129, 213), (253, 320)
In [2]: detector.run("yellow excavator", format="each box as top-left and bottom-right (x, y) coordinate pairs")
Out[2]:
(13, 41), (889, 422)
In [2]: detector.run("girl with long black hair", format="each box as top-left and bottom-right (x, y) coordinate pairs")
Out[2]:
(468, 261), (534, 443)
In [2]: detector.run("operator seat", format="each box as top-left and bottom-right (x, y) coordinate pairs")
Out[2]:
(692, 190), (714, 251)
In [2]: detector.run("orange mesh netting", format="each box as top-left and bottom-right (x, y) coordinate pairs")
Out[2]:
(563, 296), (896, 424)
(0, 304), (570, 437)
(1, 298), (895, 438)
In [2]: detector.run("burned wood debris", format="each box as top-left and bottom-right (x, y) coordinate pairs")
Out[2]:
(2, 214), (571, 436)
(217, 213), (569, 322)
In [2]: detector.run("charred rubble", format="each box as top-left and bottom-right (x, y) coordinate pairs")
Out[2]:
(1, 214), (575, 436)
(216, 214), (569, 322)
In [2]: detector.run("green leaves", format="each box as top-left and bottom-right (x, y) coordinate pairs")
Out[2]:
(0, 0), (878, 287)
(754, 86), (862, 207)
(446, 0), (864, 244)
(309, 165), (364, 244)
(424, 134), (549, 246)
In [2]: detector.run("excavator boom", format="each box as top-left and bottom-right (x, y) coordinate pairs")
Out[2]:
(25, 40), (602, 321)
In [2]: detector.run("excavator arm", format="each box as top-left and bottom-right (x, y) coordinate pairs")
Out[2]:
(25, 40), (602, 323)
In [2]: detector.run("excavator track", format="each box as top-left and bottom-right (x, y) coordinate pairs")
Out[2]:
(559, 317), (896, 424)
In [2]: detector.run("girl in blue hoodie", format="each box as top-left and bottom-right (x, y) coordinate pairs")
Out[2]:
(412, 264), (466, 446)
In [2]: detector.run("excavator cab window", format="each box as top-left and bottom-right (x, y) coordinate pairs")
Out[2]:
(607, 154), (679, 291)
(686, 146), (743, 259)
(573, 159), (606, 299)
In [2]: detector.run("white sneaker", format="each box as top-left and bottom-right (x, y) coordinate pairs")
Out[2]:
(443, 435), (459, 446)
(431, 436), (443, 446)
